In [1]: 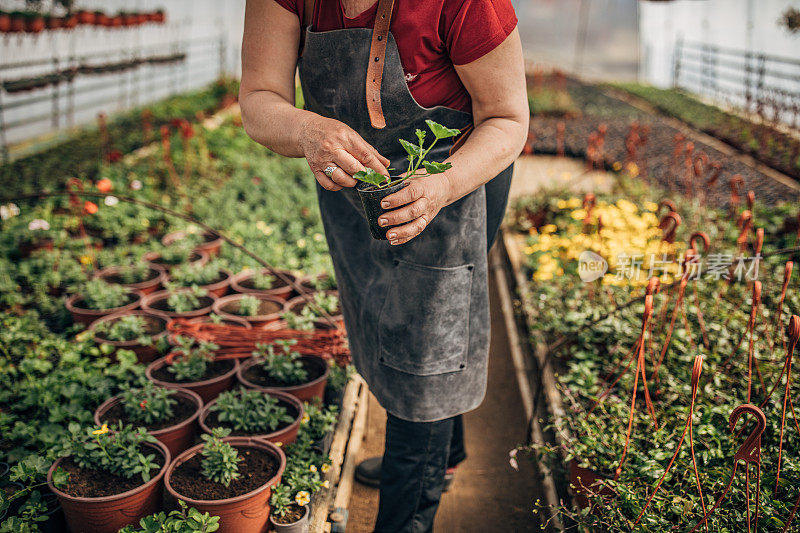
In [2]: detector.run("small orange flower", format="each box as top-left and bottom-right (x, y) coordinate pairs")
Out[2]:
(139, 400), (147, 409)
(84, 201), (98, 215)
(96, 178), (113, 193)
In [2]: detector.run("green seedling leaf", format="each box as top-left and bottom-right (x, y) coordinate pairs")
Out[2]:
(398, 138), (421, 156)
(425, 120), (460, 139)
(353, 168), (389, 187)
(415, 129), (426, 144)
(422, 161), (453, 174)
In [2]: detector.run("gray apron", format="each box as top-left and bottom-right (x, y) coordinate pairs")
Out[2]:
(298, 0), (512, 422)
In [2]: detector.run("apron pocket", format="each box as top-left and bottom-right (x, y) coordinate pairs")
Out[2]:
(378, 259), (473, 376)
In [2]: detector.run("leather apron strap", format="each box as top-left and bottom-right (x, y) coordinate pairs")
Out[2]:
(366, 0), (396, 129)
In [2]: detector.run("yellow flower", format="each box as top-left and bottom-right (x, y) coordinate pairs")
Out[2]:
(301, 413), (310, 425)
(557, 199), (568, 209)
(540, 224), (558, 234)
(80, 255), (93, 265)
(275, 441), (282, 447)
(570, 209), (587, 221)
(297, 238), (307, 248)
(309, 464), (317, 473)
(626, 162), (640, 177)
(644, 201), (658, 212)
(612, 161), (622, 171)
(321, 463), (331, 473)
(322, 480), (330, 488)
(92, 423), (109, 435)
(313, 233), (324, 242)
(567, 197), (581, 208)
(295, 491), (311, 507)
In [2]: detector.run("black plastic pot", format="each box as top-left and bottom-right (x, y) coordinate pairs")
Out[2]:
(355, 179), (407, 240)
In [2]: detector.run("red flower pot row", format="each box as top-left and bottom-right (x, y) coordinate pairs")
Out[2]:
(0, 10), (165, 33)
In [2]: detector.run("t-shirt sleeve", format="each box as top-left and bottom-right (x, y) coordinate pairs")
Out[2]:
(273, 0), (300, 17)
(443, 0), (518, 65)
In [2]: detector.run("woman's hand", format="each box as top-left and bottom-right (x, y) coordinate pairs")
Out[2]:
(298, 115), (390, 191)
(377, 173), (454, 245)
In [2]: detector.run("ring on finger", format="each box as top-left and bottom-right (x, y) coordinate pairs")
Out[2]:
(323, 165), (338, 178)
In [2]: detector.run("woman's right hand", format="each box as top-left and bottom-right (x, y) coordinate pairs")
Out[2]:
(298, 114), (390, 191)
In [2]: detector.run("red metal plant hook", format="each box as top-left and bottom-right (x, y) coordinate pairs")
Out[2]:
(659, 212), (682, 244)
(706, 161), (723, 187)
(737, 210), (753, 249)
(688, 231), (711, 254)
(689, 404), (767, 533)
(772, 316), (800, 496)
(657, 199), (678, 219)
(746, 190), (756, 211)
(730, 175), (745, 208)
(634, 354), (708, 531)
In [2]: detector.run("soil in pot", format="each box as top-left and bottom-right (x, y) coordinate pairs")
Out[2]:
(239, 356), (329, 401)
(141, 290), (216, 319)
(271, 504), (309, 532)
(213, 294), (284, 327)
(98, 394), (197, 432)
(150, 359), (235, 387)
(231, 269), (297, 301)
(58, 447), (165, 498)
(202, 399), (300, 438)
(96, 265), (166, 295)
(66, 291), (142, 326)
(90, 311), (169, 363)
(147, 357), (238, 403)
(169, 446), (279, 500)
(356, 179), (408, 240)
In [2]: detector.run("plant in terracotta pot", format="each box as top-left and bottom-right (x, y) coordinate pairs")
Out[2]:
(268, 440), (332, 532)
(353, 120), (460, 240)
(162, 228), (223, 257)
(164, 428), (285, 533)
(141, 283), (216, 319)
(89, 311), (168, 363)
(66, 278), (142, 326)
(143, 244), (208, 272)
(231, 268), (298, 301)
(297, 401), (339, 449)
(95, 262), (167, 295)
(47, 423), (170, 533)
(285, 290), (342, 326)
(118, 499), (219, 532)
(297, 273), (336, 294)
(237, 340), (329, 402)
(0, 455), (69, 533)
(147, 336), (238, 403)
(94, 382), (203, 459)
(170, 260), (232, 298)
(200, 388), (303, 446)
(212, 293), (284, 328)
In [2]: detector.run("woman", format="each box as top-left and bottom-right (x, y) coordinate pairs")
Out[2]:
(240, 0), (528, 530)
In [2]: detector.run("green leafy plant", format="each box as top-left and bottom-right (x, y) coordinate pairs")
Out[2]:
(253, 340), (308, 385)
(236, 295), (261, 317)
(353, 120), (459, 188)
(0, 455), (69, 532)
(269, 483), (296, 519)
(199, 428), (240, 487)
(164, 283), (208, 313)
(168, 336), (219, 382)
(94, 314), (153, 344)
(119, 500), (220, 533)
(326, 362), (354, 392)
(250, 271), (275, 290)
(210, 389), (294, 434)
(171, 260), (224, 287)
(119, 382), (176, 425)
(299, 401), (338, 444)
(79, 279), (131, 310)
(281, 307), (316, 331)
(64, 422), (161, 483)
(155, 244), (194, 265)
(113, 263), (153, 285)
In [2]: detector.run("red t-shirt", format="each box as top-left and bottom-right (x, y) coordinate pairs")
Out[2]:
(275, 0), (518, 113)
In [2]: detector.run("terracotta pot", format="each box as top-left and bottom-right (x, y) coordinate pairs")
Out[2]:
(162, 231), (223, 257)
(199, 390), (303, 446)
(9, 14), (25, 32)
(109, 15), (122, 27)
(122, 14), (137, 26)
(93, 12), (108, 26)
(45, 16), (61, 29)
(296, 273), (334, 294)
(285, 291), (343, 325)
(65, 290), (142, 327)
(25, 16), (45, 33)
(94, 388), (203, 459)
(47, 440), (170, 533)
(152, 11), (165, 23)
(76, 10), (95, 24)
(88, 310), (170, 364)
(165, 437), (284, 533)
(181, 268), (233, 298)
(62, 14), (78, 29)
(140, 289), (217, 320)
(231, 269), (297, 301)
(146, 356), (239, 403)
(237, 355), (329, 402)
(143, 249), (209, 273)
(212, 293), (285, 328)
(94, 264), (167, 295)
(0, 14), (10, 32)
(270, 505), (309, 533)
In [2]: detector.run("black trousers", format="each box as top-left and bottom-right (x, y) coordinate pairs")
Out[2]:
(374, 413), (465, 533)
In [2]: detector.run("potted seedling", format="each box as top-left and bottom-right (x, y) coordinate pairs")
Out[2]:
(285, 291), (342, 325)
(296, 272), (336, 294)
(94, 382), (203, 458)
(298, 402), (339, 450)
(162, 229), (224, 257)
(88, 310), (169, 363)
(170, 260), (232, 297)
(65, 278), (142, 326)
(353, 119), (460, 239)
(143, 245), (208, 273)
(199, 388), (303, 446)
(118, 500), (219, 532)
(141, 283), (217, 319)
(147, 336), (237, 402)
(231, 268), (298, 301)
(164, 428), (285, 533)
(269, 484), (310, 533)
(94, 262), (167, 295)
(47, 423), (170, 533)
(212, 293), (284, 328)
(237, 340), (329, 402)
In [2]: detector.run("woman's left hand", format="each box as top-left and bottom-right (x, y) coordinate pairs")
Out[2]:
(377, 174), (453, 245)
